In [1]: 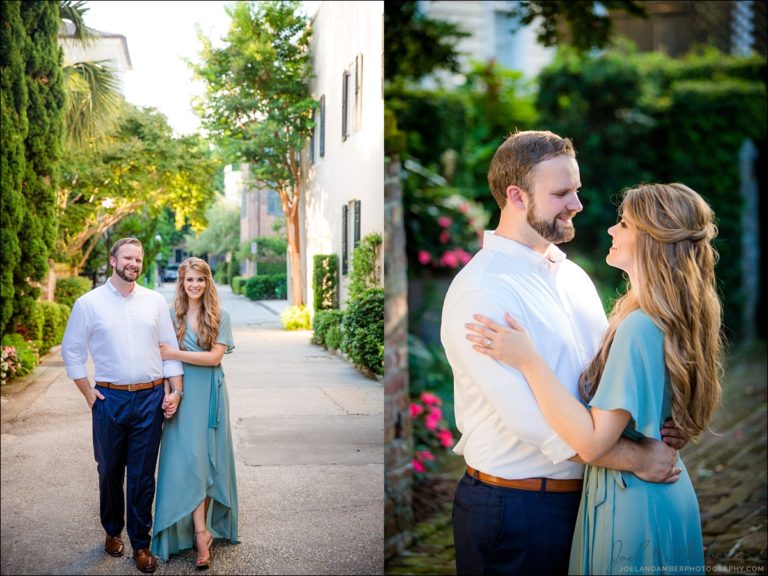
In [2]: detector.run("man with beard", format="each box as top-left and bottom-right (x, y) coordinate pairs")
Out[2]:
(62, 237), (183, 574)
(440, 131), (684, 575)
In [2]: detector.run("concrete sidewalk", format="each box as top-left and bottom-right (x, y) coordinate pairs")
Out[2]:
(1, 285), (383, 575)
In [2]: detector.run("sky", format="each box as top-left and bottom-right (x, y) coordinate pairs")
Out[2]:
(82, 1), (320, 137)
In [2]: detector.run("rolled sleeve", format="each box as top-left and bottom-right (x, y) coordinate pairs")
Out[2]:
(61, 300), (90, 380)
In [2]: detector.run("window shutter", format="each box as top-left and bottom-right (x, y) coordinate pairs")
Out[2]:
(341, 204), (348, 275)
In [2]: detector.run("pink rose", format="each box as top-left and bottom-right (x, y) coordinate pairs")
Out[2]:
(412, 458), (426, 473)
(420, 392), (441, 406)
(427, 405), (443, 421)
(439, 231), (450, 244)
(438, 216), (453, 228)
(417, 450), (435, 462)
(410, 403), (424, 418)
(456, 248), (472, 265)
(417, 250), (431, 265)
(424, 413), (440, 431)
(440, 250), (459, 269)
(438, 429), (455, 447)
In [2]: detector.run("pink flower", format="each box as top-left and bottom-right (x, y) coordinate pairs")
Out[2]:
(440, 250), (459, 269)
(425, 413), (440, 431)
(427, 405), (443, 421)
(438, 216), (453, 228)
(439, 231), (450, 244)
(412, 458), (426, 473)
(438, 429), (455, 447)
(417, 250), (431, 265)
(459, 203), (469, 214)
(420, 392), (441, 406)
(455, 248), (472, 265)
(416, 450), (435, 462)
(410, 403), (424, 418)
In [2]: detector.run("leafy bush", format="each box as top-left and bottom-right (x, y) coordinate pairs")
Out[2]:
(348, 233), (382, 301)
(1, 346), (21, 386)
(1, 334), (39, 378)
(280, 305), (311, 330)
(312, 309), (345, 348)
(231, 276), (247, 295)
(342, 287), (384, 376)
(313, 254), (339, 311)
(14, 300), (44, 348)
(245, 274), (287, 300)
(39, 301), (66, 355)
(54, 276), (92, 309)
(227, 255), (240, 286)
(214, 262), (229, 284)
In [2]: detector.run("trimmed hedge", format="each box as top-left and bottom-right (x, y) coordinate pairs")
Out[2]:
(54, 276), (92, 309)
(231, 276), (247, 295)
(312, 309), (345, 349)
(341, 287), (384, 376)
(245, 274), (287, 300)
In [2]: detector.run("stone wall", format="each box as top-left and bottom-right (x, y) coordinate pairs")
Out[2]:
(384, 154), (414, 557)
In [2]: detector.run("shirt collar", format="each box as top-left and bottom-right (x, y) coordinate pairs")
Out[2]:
(106, 277), (137, 298)
(482, 230), (567, 270)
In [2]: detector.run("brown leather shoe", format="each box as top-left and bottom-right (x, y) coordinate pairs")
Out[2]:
(104, 535), (124, 557)
(132, 549), (158, 574)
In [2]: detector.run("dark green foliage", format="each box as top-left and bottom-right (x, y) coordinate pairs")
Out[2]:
(227, 254), (240, 286)
(14, 299), (43, 348)
(54, 276), (92, 309)
(341, 288), (384, 377)
(245, 274), (287, 301)
(231, 276), (246, 295)
(348, 234), (382, 301)
(312, 254), (339, 311)
(214, 262), (229, 284)
(536, 45), (767, 337)
(38, 300), (67, 355)
(384, 0), (468, 85)
(311, 309), (345, 348)
(0, 1), (28, 336)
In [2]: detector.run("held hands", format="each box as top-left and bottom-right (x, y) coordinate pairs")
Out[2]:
(465, 313), (536, 370)
(162, 391), (180, 419)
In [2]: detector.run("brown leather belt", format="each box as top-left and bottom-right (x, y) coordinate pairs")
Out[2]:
(467, 466), (583, 493)
(96, 378), (164, 392)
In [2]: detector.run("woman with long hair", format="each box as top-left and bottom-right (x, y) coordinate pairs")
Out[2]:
(466, 183), (723, 574)
(151, 257), (239, 569)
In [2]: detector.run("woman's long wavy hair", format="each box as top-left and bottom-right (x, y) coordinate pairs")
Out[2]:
(579, 183), (724, 441)
(174, 257), (221, 351)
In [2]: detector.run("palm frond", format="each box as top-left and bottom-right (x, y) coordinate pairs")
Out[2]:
(64, 61), (123, 146)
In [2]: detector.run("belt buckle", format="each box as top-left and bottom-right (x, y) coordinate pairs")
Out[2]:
(127, 383), (138, 392)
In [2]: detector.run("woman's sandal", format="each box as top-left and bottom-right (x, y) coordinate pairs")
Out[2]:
(194, 529), (213, 570)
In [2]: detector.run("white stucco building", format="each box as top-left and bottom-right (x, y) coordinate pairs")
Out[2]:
(299, 0), (384, 311)
(59, 22), (132, 94)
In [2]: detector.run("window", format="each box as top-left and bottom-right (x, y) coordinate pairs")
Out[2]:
(354, 54), (363, 131)
(353, 200), (361, 248)
(341, 205), (349, 275)
(319, 95), (325, 157)
(267, 190), (282, 216)
(310, 107), (316, 164)
(341, 70), (350, 141)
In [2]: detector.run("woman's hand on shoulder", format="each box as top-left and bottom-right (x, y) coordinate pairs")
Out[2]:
(159, 343), (177, 361)
(465, 312), (537, 370)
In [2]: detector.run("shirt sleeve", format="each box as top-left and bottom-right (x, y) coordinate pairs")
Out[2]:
(217, 309), (235, 353)
(444, 289), (577, 464)
(588, 312), (666, 441)
(159, 304), (184, 378)
(61, 299), (90, 380)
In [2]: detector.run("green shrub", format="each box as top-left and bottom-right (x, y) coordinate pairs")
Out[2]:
(39, 301), (63, 355)
(1, 333), (39, 378)
(342, 287), (384, 376)
(325, 322), (344, 351)
(231, 276), (247, 295)
(14, 300), (44, 348)
(55, 276), (92, 309)
(228, 255), (240, 286)
(57, 303), (71, 342)
(281, 305), (311, 330)
(312, 309), (345, 348)
(313, 254), (339, 311)
(348, 233), (382, 301)
(245, 274), (287, 300)
(214, 262), (229, 284)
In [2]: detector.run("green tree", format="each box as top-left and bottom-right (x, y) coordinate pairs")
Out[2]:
(56, 105), (220, 272)
(59, 0), (122, 146)
(1, 2), (65, 336)
(185, 197), (241, 258)
(193, 0), (314, 306)
(0, 0), (28, 335)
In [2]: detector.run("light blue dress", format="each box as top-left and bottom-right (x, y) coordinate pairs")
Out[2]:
(569, 310), (705, 575)
(151, 309), (239, 561)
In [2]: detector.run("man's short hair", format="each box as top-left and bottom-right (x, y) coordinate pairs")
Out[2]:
(110, 237), (144, 259)
(487, 130), (575, 209)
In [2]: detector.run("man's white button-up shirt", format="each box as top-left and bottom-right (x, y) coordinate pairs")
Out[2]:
(62, 279), (183, 384)
(441, 231), (608, 480)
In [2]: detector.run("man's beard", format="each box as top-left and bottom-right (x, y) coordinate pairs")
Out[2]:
(115, 263), (140, 282)
(527, 199), (576, 244)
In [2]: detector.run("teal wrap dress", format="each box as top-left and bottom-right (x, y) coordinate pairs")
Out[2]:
(151, 308), (239, 561)
(569, 310), (705, 575)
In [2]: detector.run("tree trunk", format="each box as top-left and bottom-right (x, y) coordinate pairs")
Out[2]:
(283, 185), (303, 307)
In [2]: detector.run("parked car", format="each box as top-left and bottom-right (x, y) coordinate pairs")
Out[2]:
(163, 263), (179, 282)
